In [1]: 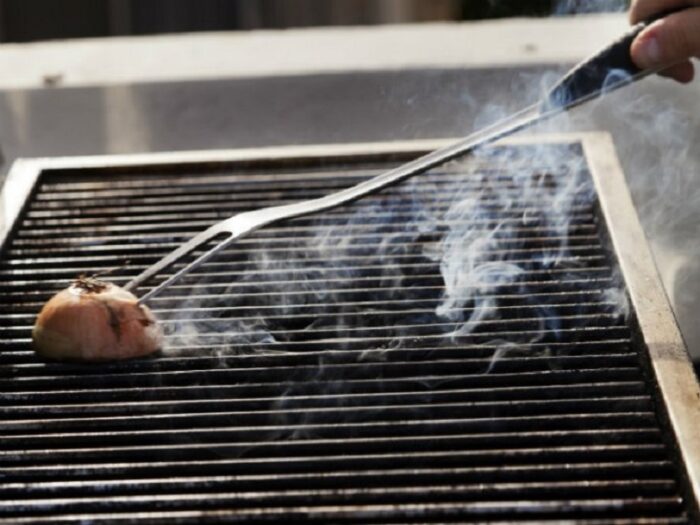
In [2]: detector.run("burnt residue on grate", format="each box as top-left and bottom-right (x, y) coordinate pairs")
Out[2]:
(0, 144), (693, 523)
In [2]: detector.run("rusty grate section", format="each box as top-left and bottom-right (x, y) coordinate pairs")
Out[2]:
(0, 143), (694, 523)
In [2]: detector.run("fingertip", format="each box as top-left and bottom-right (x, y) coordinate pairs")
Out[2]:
(630, 23), (663, 69)
(633, 8), (700, 71)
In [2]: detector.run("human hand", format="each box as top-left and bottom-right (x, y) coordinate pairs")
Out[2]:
(629, 1), (700, 83)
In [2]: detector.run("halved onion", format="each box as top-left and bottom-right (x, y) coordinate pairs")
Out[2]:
(32, 278), (163, 362)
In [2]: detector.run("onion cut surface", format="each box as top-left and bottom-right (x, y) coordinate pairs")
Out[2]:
(32, 278), (163, 362)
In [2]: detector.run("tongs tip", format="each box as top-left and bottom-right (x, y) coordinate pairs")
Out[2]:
(128, 228), (234, 304)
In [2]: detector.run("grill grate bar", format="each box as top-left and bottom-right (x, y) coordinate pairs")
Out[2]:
(0, 382), (646, 413)
(12, 224), (598, 245)
(30, 174), (585, 200)
(33, 167), (575, 196)
(33, 169), (581, 187)
(0, 511), (687, 525)
(2, 281), (617, 308)
(0, 393), (652, 426)
(152, 277), (615, 298)
(21, 210), (597, 230)
(0, 337), (632, 357)
(0, 291), (619, 315)
(2, 333), (633, 357)
(0, 254), (607, 280)
(0, 266), (612, 293)
(0, 443), (671, 472)
(3, 312), (622, 335)
(35, 159), (575, 187)
(30, 187), (590, 211)
(0, 367), (642, 396)
(0, 375), (649, 420)
(0, 462), (679, 502)
(0, 428), (663, 463)
(0, 357), (640, 393)
(0, 413), (662, 450)
(7, 234), (600, 259)
(1, 244), (607, 269)
(17, 211), (598, 234)
(0, 340), (634, 364)
(27, 184), (594, 203)
(25, 201), (595, 219)
(0, 403), (654, 440)
(0, 366), (640, 402)
(0, 482), (682, 519)
(0, 301), (618, 325)
(160, 316), (623, 341)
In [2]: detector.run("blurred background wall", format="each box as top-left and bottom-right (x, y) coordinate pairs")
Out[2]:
(0, 0), (628, 43)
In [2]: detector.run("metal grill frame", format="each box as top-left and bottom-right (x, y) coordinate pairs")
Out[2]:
(2, 132), (700, 515)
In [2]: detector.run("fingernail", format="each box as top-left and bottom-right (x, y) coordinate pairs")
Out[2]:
(640, 36), (662, 65)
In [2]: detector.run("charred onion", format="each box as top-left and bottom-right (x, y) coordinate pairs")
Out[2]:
(32, 277), (163, 362)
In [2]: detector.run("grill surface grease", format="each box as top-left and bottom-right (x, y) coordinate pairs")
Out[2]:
(0, 144), (694, 523)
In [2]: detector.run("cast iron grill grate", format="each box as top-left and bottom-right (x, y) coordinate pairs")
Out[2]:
(0, 142), (694, 523)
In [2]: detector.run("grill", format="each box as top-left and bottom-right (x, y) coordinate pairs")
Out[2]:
(1, 135), (700, 523)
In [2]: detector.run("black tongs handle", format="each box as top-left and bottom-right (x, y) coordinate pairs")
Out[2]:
(543, 7), (689, 110)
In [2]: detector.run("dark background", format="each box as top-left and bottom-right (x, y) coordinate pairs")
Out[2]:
(0, 0), (629, 43)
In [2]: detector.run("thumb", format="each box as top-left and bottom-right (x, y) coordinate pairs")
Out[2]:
(631, 8), (700, 71)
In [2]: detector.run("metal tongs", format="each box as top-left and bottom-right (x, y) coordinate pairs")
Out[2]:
(126, 12), (675, 303)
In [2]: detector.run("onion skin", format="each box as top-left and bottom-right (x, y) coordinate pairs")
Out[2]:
(32, 279), (163, 362)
